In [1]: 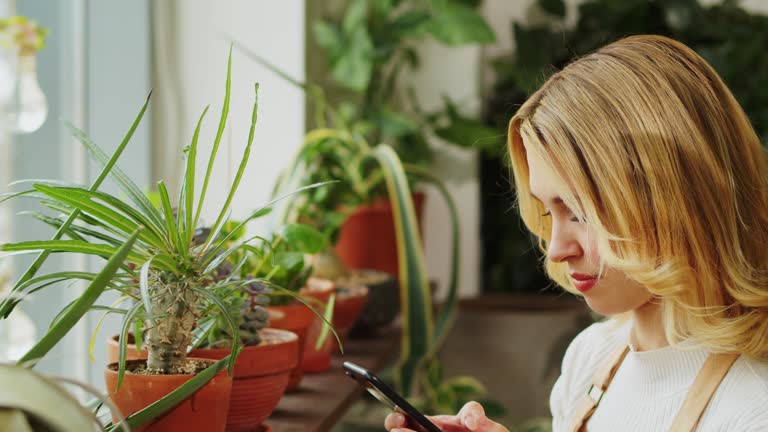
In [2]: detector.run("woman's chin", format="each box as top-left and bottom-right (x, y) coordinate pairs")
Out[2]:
(584, 294), (633, 316)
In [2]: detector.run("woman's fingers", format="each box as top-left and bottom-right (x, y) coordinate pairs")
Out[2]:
(456, 401), (510, 432)
(385, 412), (407, 430)
(458, 401), (486, 429)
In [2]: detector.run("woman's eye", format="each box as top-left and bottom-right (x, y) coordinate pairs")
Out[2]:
(541, 211), (551, 217)
(569, 216), (580, 222)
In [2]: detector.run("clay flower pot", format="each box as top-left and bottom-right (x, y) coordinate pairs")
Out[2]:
(298, 278), (336, 373)
(267, 278), (334, 389)
(347, 270), (399, 336)
(105, 358), (232, 432)
(331, 283), (369, 352)
(189, 328), (299, 432)
(334, 192), (425, 276)
(106, 333), (147, 364)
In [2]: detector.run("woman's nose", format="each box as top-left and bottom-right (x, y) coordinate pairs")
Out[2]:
(547, 224), (582, 263)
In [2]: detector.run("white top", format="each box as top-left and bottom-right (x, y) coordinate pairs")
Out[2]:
(550, 319), (768, 431)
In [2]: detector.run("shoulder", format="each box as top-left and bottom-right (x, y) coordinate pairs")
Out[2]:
(703, 356), (768, 430)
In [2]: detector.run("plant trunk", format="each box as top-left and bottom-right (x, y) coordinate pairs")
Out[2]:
(145, 278), (199, 373)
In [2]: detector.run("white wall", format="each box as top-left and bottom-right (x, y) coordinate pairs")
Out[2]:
(160, 0), (306, 233)
(404, 41), (483, 299)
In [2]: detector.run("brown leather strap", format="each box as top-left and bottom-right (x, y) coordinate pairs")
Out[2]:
(667, 352), (739, 432)
(567, 345), (630, 432)
(567, 344), (739, 432)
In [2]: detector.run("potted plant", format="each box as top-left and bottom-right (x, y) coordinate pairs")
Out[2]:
(0, 49), (329, 432)
(219, 220), (338, 387)
(293, 0), (497, 276)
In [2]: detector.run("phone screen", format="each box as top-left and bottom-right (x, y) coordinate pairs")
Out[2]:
(343, 361), (442, 432)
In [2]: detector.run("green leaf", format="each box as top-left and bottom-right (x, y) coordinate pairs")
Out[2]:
(0, 365), (97, 432)
(426, 1), (496, 45)
(273, 251), (305, 275)
(212, 181), (337, 250)
(443, 375), (486, 399)
(157, 181), (182, 252)
(193, 46), (232, 233)
(342, 0), (369, 33)
(389, 11), (432, 38)
(117, 301), (144, 390)
(184, 105), (209, 246)
(538, 0), (566, 18)
(65, 122), (166, 234)
(377, 107), (419, 138)
(33, 184), (166, 250)
(202, 83), (260, 254)
(1, 240), (145, 268)
(403, 164), (460, 349)
(280, 223), (328, 254)
(1, 92), (151, 319)
(314, 293), (336, 350)
(331, 26), (374, 92)
(139, 258), (155, 324)
(434, 114), (504, 154)
(191, 287), (241, 375)
(427, 360), (444, 389)
(313, 21), (344, 57)
(371, 145), (432, 396)
(17, 229), (141, 367)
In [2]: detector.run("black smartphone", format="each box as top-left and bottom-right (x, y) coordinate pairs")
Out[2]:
(343, 361), (442, 432)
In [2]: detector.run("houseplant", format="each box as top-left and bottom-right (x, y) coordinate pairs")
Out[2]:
(302, 0), (497, 275)
(204, 219), (337, 390)
(234, 37), (472, 409)
(0, 49), (330, 431)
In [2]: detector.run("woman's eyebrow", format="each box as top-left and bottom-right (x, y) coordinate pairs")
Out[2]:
(530, 193), (563, 205)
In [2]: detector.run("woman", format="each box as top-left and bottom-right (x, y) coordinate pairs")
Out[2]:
(385, 35), (768, 432)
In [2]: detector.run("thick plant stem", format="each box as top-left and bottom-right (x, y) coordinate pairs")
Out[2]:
(145, 278), (199, 373)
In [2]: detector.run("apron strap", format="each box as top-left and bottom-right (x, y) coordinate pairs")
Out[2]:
(667, 352), (740, 432)
(567, 345), (738, 432)
(567, 345), (630, 432)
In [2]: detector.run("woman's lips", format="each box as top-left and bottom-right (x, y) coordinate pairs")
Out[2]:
(570, 273), (599, 293)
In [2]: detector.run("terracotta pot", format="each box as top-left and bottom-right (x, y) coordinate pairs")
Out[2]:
(105, 358), (232, 432)
(298, 278), (336, 373)
(334, 192), (425, 277)
(189, 328), (299, 432)
(106, 333), (147, 364)
(331, 283), (369, 352)
(347, 270), (399, 336)
(267, 278), (333, 389)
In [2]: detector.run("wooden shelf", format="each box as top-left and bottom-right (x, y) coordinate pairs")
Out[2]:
(267, 327), (399, 432)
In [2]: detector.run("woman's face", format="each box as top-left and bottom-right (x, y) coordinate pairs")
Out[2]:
(525, 148), (653, 315)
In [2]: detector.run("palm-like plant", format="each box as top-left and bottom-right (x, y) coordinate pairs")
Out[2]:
(0, 48), (327, 411)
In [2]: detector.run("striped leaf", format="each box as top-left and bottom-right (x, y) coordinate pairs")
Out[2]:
(0, 365), (97, 432)
(371, 144), (433, 396)
(404, 164), (461, 349)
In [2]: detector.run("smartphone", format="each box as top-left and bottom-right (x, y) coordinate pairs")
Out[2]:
(343, 361), (442, 432)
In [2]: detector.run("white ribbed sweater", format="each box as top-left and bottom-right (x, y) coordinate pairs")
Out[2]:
(550, 320), (768, 431)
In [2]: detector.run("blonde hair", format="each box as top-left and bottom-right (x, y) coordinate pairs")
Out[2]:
(508, 35), (768, 358)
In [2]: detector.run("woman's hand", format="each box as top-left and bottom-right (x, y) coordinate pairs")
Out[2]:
(384, 401), (509, 432)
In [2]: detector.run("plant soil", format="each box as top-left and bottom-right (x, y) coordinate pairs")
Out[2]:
(109, 359), (212, 376)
